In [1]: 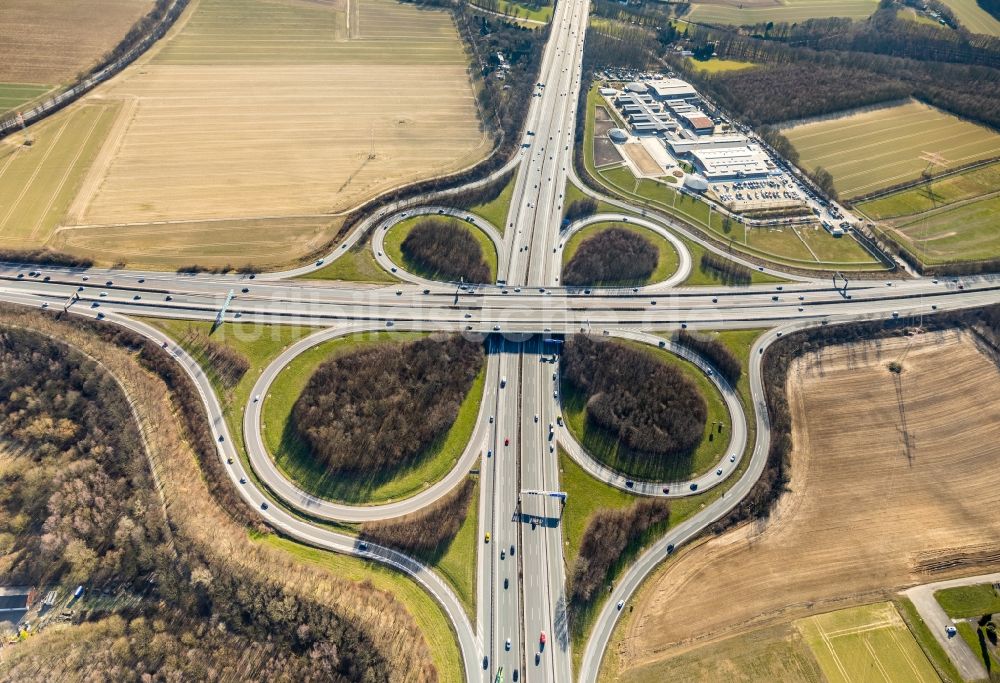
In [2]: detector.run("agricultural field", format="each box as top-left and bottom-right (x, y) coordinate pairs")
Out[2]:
(0, 0), (153, 94)
(939, 0), (1000, 35)
(3, 0), (488, 269)
(600, 623), (823, 683)
(601, 330), (1000, 680)
(796, 603), (938, 683)
(782, 100), (1000, 198)
(857, 161), (1000, 265)
(0, 102), (121, 248)
(685, 0), (877, 26)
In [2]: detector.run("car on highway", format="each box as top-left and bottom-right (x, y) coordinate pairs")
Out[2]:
(539, 631), (546, 648)
(716, 468), (723, 476)
(616, 600), (624, 610)
(730, 454), (736, 462)
(489, 415), (494, 423)
(534, 414), (538, 422)
(510, 544), (515, 556)
(505, 638), (511, 651)
(504, 437), (509, 446)
(261, 502), (268, 510)
(500, 376), (507, 388)
(485, 532), (491, 543)
(504, 577), (509, 589)
(625, 480), (634, 488)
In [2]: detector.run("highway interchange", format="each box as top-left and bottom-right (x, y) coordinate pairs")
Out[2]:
(2, 0), (1000, 679)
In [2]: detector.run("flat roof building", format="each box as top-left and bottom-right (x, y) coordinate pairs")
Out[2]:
(646, 78), (698, 100)
(679, 111), (715, 134)
(690, 144), (776, 180)
(667, 134), (749, 156)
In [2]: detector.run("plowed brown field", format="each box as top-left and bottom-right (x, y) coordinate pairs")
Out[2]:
(602, 329), (1000, 679)
(0, 0), (153, 86)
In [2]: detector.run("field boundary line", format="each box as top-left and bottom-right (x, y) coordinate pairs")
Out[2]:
(815, 620), (853, 682)
(67, 97), (138, 225)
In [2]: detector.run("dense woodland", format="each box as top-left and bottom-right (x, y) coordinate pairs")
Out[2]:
(562, 336), (707, 460)
(563, 228), (658, 286)
(361, 478), (475, 560)
(0, 323), (411, 681)
(401, 219), (492, 283)
(293, 336), (484, 475)
(676, 19), (1000, 131)
(569, 499), (670, 611)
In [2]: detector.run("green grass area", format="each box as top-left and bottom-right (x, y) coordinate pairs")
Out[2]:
(686, 0), (878, 25)
(796, 602), (939, 683)
(896, 597), (965, 683)
(680, 235), (788, 286)
(687, 57), (757, 73)
(141, 318), (318, 457)
(581, 84), (883, 272)
(561, 340), (731, 481)
(783, 100), (1000, 198)
(431, 477), (480, 619)
(261, 332), (486, 504)
(956, 620), (1000, 675)
(259, 534), (462, 682)
(935, 583), (1000, 619)
(857, 162), (1000, 220)
(383, 216), (498, 283)
(468, 0), (552, 22)
(302, 245), (400, 283)
(0, 83), (52, 114)
(466, 172), (516, 233)
(562, 221), (680, 286)
(601, 623), (824, 683)
(890, 194), (1000, 265)
(0, 101), (119, 245)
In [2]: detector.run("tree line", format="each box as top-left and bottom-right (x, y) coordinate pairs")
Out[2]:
(180, 329), (250, 388)
(402, 219), (492, 283)
(361, 478), (476, 561)
(569, 499), (670, 612)
(699, 251), (752, 286)
(673, 329), (742, 386)
(563, 227), (659, 286)
(562, 336), (707, 459)
(564, 197), (598, 222)
(293, 336), (484, 475)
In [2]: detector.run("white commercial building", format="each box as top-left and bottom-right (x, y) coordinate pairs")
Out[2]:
(646, 78), (698, 101)
(690, 144), (776, 180)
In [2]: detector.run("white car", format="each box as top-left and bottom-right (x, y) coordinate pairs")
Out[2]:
(253, 395), (260, 403)
(505, 638), (512, 651)
(716, 468), (723, 476)
(730, 454), (736, 463)
(616, 600), (624, 610)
